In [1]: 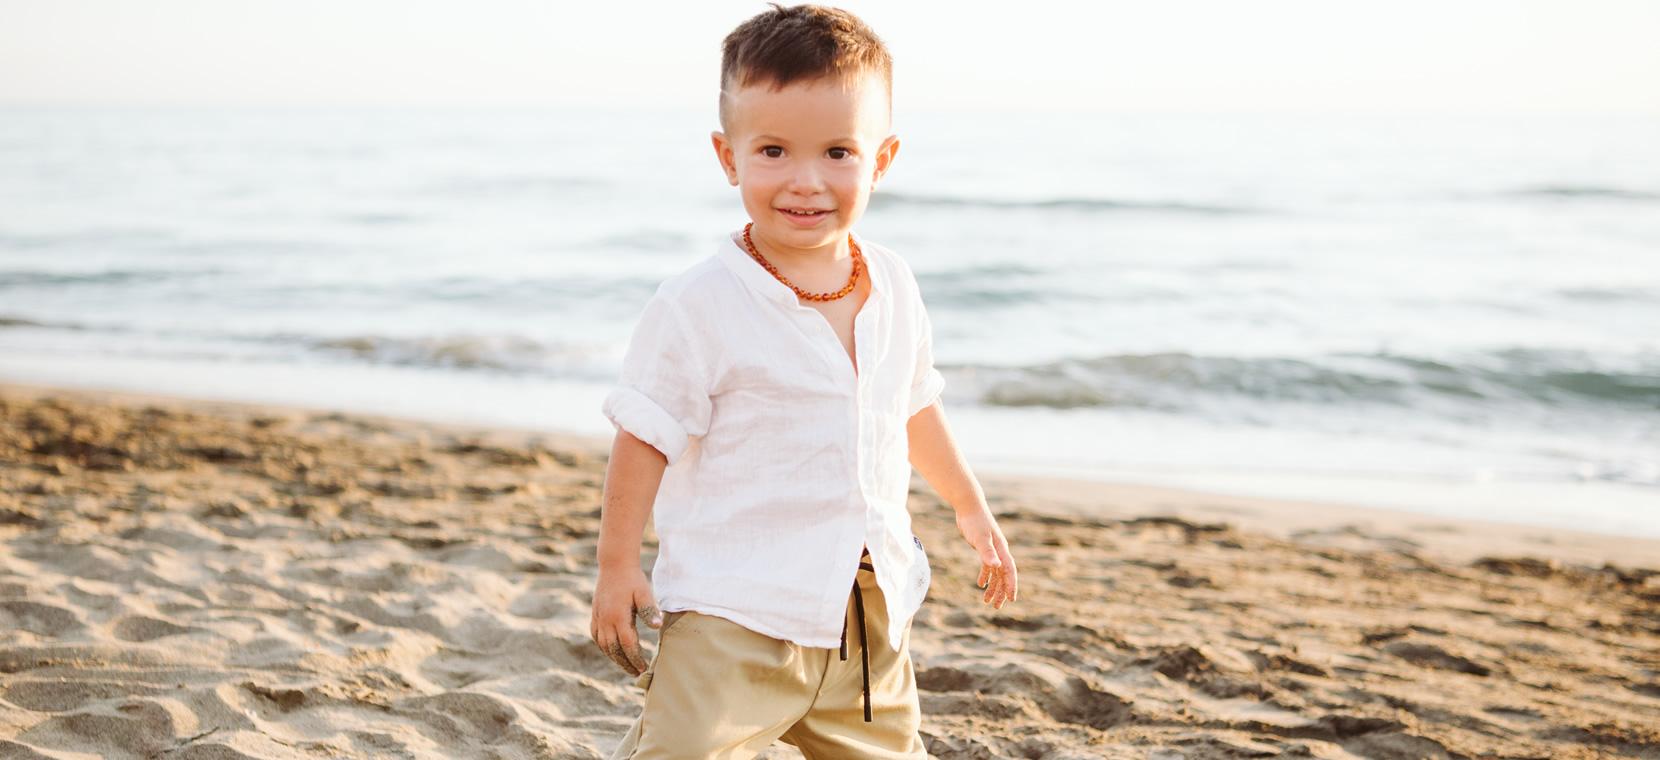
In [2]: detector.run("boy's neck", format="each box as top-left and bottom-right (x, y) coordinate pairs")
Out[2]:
(747, 225), (855, 272)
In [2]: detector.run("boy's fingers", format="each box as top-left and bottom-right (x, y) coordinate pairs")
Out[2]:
(598, 631), (635, 675)
(1000, 549), (1018, 603)
(613, 618), (644, 671)
(636, 602), (663, 629)
(991, 564), (1013, 607)
(593, 612), (648, 676)
(990, 540), (1016, 606)
(625, 637), (649, 675)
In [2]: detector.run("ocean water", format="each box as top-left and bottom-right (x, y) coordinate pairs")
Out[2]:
(2, 107), (1656, 537)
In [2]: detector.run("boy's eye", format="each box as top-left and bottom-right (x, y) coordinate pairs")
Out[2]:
(761, 146), (783, 158)
(828, 147), (852, 160)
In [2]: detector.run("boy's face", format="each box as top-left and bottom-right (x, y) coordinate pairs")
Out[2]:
(711, 71), (900, 259)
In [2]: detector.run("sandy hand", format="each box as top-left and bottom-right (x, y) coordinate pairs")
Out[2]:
(957, 506), (1018, 609)
(590, 565), (662, 677)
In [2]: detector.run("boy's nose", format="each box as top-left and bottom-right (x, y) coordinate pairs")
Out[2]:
(787, 162), (825, 192)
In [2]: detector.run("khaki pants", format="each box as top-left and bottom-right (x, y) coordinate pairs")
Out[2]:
(608, 549), (930, 759)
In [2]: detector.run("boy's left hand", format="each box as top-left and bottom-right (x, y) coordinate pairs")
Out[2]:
(955, 506), (1017, 609)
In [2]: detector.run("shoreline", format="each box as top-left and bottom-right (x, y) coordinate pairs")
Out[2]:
(5, 352), (1654, 543)
(2, 378), (1653, 568)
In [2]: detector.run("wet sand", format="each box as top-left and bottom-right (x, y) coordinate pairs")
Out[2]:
(1, 382), (1656, 759)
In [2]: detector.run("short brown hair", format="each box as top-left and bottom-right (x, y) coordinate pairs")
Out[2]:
(718, 3), (893, 132)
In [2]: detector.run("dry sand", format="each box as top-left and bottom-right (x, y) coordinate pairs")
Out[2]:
(1, 381), (1656, 759)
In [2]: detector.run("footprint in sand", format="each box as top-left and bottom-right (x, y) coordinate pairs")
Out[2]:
(111, 615), (198, 642)
(0, 601), (83, 637)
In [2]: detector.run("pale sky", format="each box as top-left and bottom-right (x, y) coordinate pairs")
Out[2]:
(2, 0), (1657, 114)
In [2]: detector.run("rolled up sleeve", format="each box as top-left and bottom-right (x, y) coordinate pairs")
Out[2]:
(907, 299), (946, 418)
(601, 294), (713, 466)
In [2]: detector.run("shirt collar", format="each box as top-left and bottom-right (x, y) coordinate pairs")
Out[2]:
(718, 228), (885, 307)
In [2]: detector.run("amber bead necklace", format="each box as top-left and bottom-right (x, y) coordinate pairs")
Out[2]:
(742, 221), (863, 303)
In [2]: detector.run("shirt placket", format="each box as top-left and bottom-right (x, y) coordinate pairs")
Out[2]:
(793, 283), (885, 676)
(836, 299), (883, 722)
(792, 291), (878, 506)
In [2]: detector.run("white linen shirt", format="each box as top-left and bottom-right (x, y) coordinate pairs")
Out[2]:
(600, 227), (945, 653)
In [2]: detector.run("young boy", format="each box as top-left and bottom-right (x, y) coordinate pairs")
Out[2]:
(592, 4), (1018, 758)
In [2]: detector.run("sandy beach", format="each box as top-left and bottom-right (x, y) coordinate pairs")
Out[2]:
(1, 381), (1656, 759)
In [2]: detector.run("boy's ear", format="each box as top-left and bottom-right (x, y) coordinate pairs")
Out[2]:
(710, 130), (739, 186)
(871, 133), (901, 190)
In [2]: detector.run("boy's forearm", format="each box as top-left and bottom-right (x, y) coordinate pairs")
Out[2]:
(596, 430), (668, 573)
(905, 400), (989, 516)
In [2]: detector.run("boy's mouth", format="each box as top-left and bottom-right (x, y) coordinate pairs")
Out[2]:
(777, 207), (833, 227)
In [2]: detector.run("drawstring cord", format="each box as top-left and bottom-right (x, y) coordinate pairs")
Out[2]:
(839, 549), (876, 722)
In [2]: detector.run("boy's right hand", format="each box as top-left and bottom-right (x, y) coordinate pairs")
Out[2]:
(590, 565), (663, 677)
